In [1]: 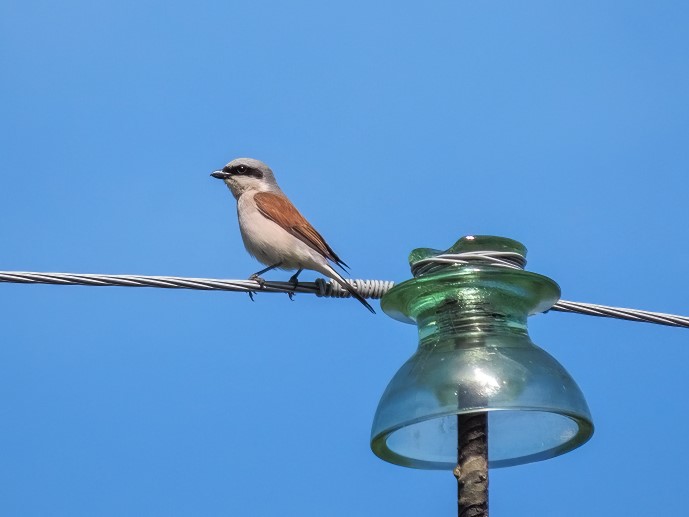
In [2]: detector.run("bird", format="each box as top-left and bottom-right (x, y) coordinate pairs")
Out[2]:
(210, 157), (375, 313)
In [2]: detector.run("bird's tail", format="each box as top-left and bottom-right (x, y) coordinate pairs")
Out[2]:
(319, 264), (376, 314)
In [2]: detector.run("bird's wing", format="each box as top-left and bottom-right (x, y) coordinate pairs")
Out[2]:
(254, 191), (350, 270)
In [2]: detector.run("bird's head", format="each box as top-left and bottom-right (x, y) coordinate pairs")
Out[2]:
(211, 158), (279, 198)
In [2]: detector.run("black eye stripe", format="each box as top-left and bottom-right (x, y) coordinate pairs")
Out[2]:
(222, 164), (264, 178)
(242, 167), (263, 178)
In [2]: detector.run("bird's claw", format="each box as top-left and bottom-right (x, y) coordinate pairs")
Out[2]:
(249, 274), (266, 288)
(286, 273), (300, 301)
(248, 291), (256, 302)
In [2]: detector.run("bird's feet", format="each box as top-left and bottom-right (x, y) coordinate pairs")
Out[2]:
(249, 273), (266, 288)
(287, 270), (301, 302)
(248, 274), (266, 302)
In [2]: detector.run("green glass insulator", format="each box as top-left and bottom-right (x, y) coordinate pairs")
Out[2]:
(371, 236), (593, 470)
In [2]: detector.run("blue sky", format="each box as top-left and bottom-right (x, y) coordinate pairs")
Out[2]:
(1, 1), (688, 515)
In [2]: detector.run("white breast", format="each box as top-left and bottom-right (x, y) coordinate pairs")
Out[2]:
(236, 191), (327, 272)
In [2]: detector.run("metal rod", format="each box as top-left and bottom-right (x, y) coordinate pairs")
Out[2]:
(455, 413), (488, 517)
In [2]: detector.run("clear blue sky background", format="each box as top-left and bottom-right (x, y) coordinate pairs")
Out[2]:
(1, 1), (688, 515)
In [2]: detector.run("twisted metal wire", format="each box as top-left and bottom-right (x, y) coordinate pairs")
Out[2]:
(0, 271), (394, 299)
(549, 300), (689, 328)
(411, 251), (527, 276)
(0, 264), (687, 329)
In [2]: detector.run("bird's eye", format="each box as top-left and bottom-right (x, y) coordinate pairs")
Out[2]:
(237, 165), (247, 173)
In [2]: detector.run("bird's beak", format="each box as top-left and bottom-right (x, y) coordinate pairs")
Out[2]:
(211, 170), (231, 179)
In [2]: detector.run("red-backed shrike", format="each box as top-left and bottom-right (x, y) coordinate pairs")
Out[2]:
(211, 158), (375, 313)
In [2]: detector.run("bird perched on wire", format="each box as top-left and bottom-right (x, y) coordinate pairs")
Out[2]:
(211, 157), (375, 313)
